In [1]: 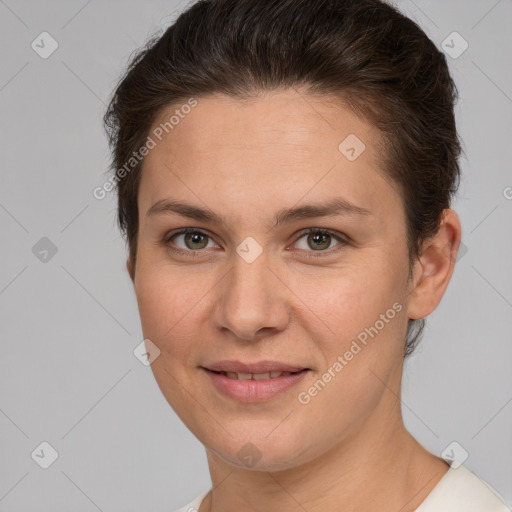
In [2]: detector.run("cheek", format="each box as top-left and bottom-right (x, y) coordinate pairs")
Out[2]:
(293, 258), (404, 338)
(294, 270), (407, 433)
(134, 261), (201, 348)
(133, 264), (205, 406)
(294, 253), (409, 395)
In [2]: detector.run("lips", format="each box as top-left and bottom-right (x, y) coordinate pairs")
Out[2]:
(203, 367), (310, 402)
(200, 360), (312, 401)
(201, 360), (311, 402)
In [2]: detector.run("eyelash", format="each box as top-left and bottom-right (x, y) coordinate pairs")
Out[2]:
(161, 228), (348, 259)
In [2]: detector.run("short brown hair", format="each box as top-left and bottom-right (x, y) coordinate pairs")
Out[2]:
(103, 0), (462, 357)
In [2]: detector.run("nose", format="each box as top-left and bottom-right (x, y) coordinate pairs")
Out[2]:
(212, 248), (290, 342)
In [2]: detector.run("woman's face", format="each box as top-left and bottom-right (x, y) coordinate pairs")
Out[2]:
(131, 89), (416, 470)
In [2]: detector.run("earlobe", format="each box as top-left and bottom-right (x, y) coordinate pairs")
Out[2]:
(407, 209), (462, 320)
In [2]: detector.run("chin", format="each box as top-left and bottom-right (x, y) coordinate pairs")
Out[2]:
(203, 426), (319, 472)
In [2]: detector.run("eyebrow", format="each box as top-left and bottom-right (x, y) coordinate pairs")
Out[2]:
(146, 196), (372, 229)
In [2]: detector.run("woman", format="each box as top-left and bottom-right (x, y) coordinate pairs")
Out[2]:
(103, 0), (511, 510)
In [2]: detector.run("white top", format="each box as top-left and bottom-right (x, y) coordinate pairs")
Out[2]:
(172, 461), (511, 512)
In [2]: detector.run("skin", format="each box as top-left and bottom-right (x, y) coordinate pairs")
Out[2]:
(127, 89), (462, 512)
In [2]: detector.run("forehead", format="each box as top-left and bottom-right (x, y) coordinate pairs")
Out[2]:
(139, 89), (401, 225)
(149, 89), (375, 157)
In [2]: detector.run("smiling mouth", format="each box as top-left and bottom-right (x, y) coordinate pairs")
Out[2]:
(208, 369), (308, 380)
(203, 367), (311, 402)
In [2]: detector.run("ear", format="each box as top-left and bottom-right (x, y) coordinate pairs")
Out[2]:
(126, 258), (135, 282)
(407, 209), (462, 320)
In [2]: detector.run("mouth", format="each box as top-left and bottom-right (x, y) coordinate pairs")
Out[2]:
(202, 359), (310, 374)
(207, 369), (308, 380)
(201, 365), (311, 402)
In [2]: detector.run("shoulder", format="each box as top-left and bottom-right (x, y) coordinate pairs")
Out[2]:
(415, 464), (511, 512)
(170, 488), (211, 512)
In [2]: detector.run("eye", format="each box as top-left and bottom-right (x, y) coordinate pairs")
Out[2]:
(162, 227), (347, 258)
(164, 229), (218, 254)
(292, 228), (347, 257)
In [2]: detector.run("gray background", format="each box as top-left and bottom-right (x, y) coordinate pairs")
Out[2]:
(0, 0), (511, 510)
